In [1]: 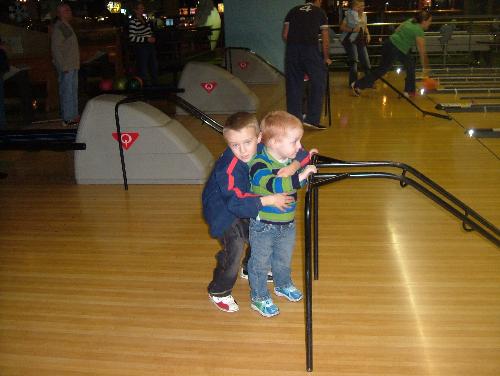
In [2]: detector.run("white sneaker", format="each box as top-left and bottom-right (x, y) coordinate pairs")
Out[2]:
(208, 294), (239, 312)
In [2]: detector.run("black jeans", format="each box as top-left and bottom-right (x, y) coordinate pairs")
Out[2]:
(355, 39), (416, 93)
(133, 43), (159, 86)
(208, 218), (250, 297)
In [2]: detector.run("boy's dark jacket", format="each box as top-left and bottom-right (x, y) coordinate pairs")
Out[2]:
(202, 144), (310, 238)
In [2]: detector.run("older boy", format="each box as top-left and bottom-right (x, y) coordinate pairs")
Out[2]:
(203, 112), (312, 313)
(248, 111), (317, 317)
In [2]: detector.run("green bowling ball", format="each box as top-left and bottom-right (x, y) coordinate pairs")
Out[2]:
(127, 76), (143, 91)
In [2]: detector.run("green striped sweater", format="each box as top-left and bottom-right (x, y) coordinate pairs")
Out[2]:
(248, 147), (306, 224)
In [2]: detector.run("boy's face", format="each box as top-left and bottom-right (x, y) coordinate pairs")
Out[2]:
(224, 126), (261, 163)
(269, 127), (303, 161)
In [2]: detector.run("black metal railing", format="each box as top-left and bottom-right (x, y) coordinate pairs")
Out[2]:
(303, 153), (499, 371)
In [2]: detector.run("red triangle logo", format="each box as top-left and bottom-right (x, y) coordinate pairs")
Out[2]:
(238, 61), (249, 70)
(112, 132), (139, 150)
(201, 81), (217, 93)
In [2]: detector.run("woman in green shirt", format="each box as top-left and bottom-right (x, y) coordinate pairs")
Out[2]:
(351, 10), (432, 97)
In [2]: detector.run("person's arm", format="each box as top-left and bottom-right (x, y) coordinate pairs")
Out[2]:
(321, 27), (332, 65)
(249, 159), (302, 195)
(298, 165), (317, 183)
(261, 194), (294, 211)
(282, 22), (289, 42)
(339, 18), (350, 32)
(276, 147), (317, 177)
(50, 25), (65, 71)
(416, 36), (429, 75)
(214, 164), (262, 218)
(215, 161), (293, 216)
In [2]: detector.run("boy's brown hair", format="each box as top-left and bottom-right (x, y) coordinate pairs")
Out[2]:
(260, 111), (303, 144)
(222, 112), (260, 137)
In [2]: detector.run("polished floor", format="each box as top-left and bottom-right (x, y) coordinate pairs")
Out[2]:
(0, 71), (499, 375)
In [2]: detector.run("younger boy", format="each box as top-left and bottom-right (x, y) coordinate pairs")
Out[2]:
(202, 112), (312, 313)
(247, 111), (317, 317)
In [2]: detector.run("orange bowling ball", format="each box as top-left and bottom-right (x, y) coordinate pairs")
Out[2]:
(423, 77), (438, 91)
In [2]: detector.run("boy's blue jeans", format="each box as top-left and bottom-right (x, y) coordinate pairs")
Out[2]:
(208, 218), (249, 297)
(248, 219), (296, 301)
(57, 69), (79, 122)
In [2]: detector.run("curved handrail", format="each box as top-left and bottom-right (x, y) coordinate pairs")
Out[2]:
(224, 46), (285, 76)
(166, 94), (223, 134)
(312, 154), (499, 246)
(304, 156), (499, 371)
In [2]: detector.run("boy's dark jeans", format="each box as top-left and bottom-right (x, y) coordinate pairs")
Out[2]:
(208, 218), (250, 297)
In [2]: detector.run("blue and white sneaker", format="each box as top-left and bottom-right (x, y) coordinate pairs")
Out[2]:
(251, 298), (280, 317)
(274, 285), (303, 302)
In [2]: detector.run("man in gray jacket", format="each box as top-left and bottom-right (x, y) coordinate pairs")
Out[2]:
(51, 3), (80, 127)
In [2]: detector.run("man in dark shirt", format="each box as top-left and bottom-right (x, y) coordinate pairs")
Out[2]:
(283, 0), (331, 130)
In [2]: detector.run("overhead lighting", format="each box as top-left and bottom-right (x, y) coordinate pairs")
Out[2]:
(107, 1), (121, 14)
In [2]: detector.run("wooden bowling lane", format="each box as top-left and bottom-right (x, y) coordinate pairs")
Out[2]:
(0, 71), (499, 376)
(423, 88), (500, 156)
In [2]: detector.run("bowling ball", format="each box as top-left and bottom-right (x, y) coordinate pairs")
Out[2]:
(113, 77), (128, 91)
(423, 77), (438, 91)
(127, 76), (143, 91)
(99, 78), (113, 92)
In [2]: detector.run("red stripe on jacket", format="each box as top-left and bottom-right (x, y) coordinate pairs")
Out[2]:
(226, 157), (259, 198)
(300, 153), (311, 167)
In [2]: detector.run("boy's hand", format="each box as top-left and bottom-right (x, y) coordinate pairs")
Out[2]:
(309, 148), (319, 158)
(261, 194), (294, 211)
(277, 150), (318, 177)
(277, 160), (300, 177)
(298, 165), (317, 181)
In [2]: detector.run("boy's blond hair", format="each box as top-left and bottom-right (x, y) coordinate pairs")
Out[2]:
(260, 111), (303, 144)
(222, 112), (260, 137)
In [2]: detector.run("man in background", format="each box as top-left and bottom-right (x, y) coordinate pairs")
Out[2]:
(51, 2), (80, 127)
(282, 0), (332, 130)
